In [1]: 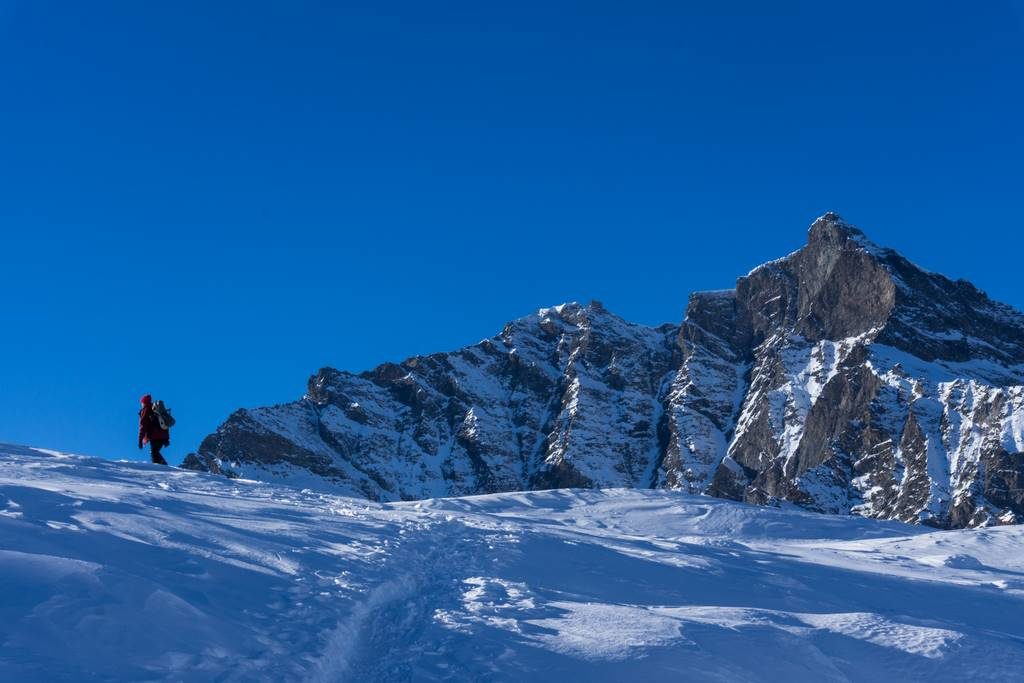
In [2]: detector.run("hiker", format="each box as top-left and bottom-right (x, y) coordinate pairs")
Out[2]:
(138, 394), (174, 465)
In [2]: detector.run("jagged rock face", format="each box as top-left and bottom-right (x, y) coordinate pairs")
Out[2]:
(184, 213), (1024, 528)
(185, 303), (679, 500)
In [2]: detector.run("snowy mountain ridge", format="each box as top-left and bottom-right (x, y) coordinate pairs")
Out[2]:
(3, 444), (1024, 681)
(184, 214), (1024, 529)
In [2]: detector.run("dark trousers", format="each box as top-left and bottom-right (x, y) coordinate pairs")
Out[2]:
(150, 440), (169, 466)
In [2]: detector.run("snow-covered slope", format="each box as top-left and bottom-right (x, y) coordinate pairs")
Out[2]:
(183, 213), (1024, 529)
(4, 444), (1024, 681)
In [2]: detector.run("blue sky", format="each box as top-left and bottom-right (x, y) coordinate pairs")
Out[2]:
(1, 1), (1022, 462)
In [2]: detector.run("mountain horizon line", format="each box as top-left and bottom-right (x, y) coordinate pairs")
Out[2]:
(184, 212), (1024, 530)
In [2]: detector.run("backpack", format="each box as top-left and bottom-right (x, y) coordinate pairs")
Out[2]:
(153, 400), (176, 430)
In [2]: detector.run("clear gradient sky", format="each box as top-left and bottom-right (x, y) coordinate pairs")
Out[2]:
(1, 1), (1022, 463)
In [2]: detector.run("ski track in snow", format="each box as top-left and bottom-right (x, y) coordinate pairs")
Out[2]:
(2, 444), (1024, 682)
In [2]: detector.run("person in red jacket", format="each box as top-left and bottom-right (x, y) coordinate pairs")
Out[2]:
(138, 394), (170, 465)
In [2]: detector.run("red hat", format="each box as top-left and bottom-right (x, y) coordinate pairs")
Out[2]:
(140, 394), (153, 405)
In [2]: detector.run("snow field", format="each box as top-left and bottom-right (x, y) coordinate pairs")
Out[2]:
(2, 444), (1023, 681)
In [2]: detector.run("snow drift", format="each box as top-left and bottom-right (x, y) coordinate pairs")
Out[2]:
(2, 444), (1024, 681)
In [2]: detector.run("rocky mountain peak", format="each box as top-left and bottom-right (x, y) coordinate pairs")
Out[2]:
(807, 210), (867, 243)
(732, 213), (895, 346)
(184, 214), (1024, 529)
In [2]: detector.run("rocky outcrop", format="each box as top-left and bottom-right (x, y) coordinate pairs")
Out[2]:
(185, 303), (679, 501)
(184, 213), (1024, 528)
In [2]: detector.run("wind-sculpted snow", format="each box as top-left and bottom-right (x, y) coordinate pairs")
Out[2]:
(4, 445), (1024, 681)
(184, 213), (1024, 528)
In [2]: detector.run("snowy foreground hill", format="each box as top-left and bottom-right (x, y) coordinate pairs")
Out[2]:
(3, 445), (1024, 682)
